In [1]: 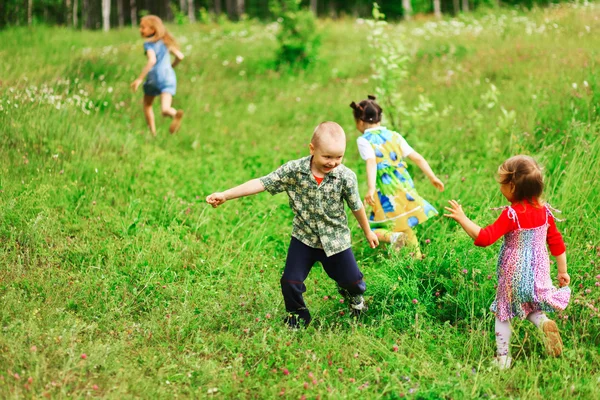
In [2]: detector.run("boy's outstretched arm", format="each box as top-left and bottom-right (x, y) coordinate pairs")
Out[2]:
(206, 179), (265, 208)
(444, 200), (481, 240)
(352, 207), (379, 249)
(407, 152), (444, 192)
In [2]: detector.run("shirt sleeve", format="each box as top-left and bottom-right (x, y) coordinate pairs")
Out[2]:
(143, 41), (155, 54)
(259, 162), (292, 195)
(546, 215), (566, 256)
(342, 170), (364, 212)
(474, 208), (514, 247)
(356, 137), (376, 160)
(397, 136), (414, 157)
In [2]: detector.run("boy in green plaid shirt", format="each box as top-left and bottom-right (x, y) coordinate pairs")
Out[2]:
(207, 122), (379, 328)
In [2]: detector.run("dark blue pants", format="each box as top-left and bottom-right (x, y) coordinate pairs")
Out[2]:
(281, 237), (366, 326)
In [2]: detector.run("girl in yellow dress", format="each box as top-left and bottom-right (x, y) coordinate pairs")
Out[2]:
(350, 95), (445, 257)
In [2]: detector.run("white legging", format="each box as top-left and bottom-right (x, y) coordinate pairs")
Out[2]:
(495, 311), (548, 356)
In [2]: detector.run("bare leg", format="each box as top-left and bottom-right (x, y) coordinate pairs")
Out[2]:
(160, 93), (177, 117)
(399, 228), (422, 258)
(160, 93), (184, 134)
(143, 95), (156, 136)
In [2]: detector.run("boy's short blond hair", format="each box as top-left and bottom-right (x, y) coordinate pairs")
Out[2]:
(311, 122), (346, 147)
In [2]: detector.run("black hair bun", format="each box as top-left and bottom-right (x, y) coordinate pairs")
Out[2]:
(368, 95), (376, 100)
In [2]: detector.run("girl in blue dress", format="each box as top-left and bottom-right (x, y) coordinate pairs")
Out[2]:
(131, 15), (185, 135)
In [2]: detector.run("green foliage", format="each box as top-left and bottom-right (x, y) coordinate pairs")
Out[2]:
(270, 0), (320, 69)
(367, 3), (434, 135)
(171, 3), (187, 25)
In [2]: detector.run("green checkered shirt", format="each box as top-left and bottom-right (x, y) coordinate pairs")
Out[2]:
(260, 156), (364, 257)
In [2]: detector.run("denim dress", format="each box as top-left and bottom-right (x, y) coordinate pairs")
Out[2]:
(143, 40), (177, 96)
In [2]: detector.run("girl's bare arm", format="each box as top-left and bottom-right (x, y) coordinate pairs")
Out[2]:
(555, 252), (570, 287)
(364, 158), (377, 206)
(407, 151), (444, 191)
(444, 200), (481, 240)
(131, 50), (157, 91)
(171, 49), (184, 69)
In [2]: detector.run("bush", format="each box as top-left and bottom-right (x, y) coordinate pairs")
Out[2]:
(269, 0), (320, 69)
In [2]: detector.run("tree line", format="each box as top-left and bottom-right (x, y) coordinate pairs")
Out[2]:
(0, 0), (569, 30)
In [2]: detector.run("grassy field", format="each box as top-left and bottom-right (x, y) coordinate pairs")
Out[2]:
(1, 2), (600, 398)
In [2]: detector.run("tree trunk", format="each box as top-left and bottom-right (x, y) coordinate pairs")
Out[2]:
(402, 0), (412, 21)
(188, 0), (195, 22)
(164, 0), (172, 21)
(453, 0), (459, 14)
(102, 0), (110, 31)
(73, 0), (78, 27)
(310, 0), (317, 15)
(433, 0), (441, 18)
(462, 0), (469, 12)
(66, 0), (72, 26)
(117, 0), (124, 27)
(225, 0), (236, 20)
(328, 1), (336, 18)
(237, 0), (244, 15)
(83, 0), (90, 28)
(27, 0), (32, 25)
(130, 0), (137, 25)
(214, 0), (221, 15)
(179, 0), (186, 13)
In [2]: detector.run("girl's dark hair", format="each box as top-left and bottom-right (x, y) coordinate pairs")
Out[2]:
(350, 95), (383, 123)
(497, 155), (544, 203)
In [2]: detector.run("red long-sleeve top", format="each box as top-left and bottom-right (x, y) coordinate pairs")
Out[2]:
(474, 200), (566, 256)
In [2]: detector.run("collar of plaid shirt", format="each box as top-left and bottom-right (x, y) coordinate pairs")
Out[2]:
(298, 155), (342, 182)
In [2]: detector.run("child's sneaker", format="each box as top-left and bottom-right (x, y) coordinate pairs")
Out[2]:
(338, 287), (368, 317)
(349, 294), (368, 317)
(169, 110), (184, 134)
(541, 319), (563, 357)
(492, 355), (512, 370)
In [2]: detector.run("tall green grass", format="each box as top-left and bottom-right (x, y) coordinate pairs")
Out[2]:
(1, 3), (599, 398)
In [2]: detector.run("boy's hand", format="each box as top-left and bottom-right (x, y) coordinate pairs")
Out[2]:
(206, 192), (227, 208)
(364, 188), (376, 206)
(557, 272), (570, 287)
(430, 176), (445, 192)
(131, 79), (143, 92)
(365, 231), (379, 249)
(444, 200), (466, 222)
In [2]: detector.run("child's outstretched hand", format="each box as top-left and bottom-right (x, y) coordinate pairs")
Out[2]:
(131, 79), (143, 92)
(444, 200), (466, 222)
(430, 176), (445, 192)
(206, 192), (227, 208)
(365, 231), (379, 249)
(557, 272), (570, 287)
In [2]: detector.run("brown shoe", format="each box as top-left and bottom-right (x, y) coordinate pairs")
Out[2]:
(542, 319), (563, 357)
(169, 110), (184, 134)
